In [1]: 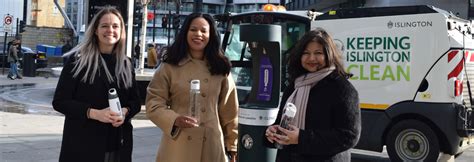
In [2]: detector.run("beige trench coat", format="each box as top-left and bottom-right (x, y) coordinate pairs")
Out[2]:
(146, 56), (238, 162)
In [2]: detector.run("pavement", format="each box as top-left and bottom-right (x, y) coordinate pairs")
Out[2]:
(0, 72), (162, 162)
(0, 69), (471, 162)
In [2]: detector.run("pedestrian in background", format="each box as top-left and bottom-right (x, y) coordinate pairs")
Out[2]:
(154, 44), (161, 53)
(146, 13), (238, 162)
(162, 14), (168, 34)
(134, 41), (141, 68)
(61, 40), (73, 64)
(147, 43), (158, 68)
(264, 28), (361, 162)
(62, 40), (73, 55)
(7, 40), (22, 80)
(155, 46), (166, 68)
(52, 7), (141, 162)
(154, 44), (162, 67)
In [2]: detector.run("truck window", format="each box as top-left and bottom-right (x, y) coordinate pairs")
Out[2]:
(222, 13), (309, 106)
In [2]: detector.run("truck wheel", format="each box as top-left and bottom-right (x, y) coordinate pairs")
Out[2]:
(386, 119), (439, 161)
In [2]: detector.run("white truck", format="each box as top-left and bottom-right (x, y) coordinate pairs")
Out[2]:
(218, 5), (474, 161)
(312, 5), (474, 161)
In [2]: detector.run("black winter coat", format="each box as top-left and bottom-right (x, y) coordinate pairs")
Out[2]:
(52, 54), (141, 162)
(264, 71), (361, 162)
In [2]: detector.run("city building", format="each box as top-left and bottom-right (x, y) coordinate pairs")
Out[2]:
(65, 0), (85, 34)
(31, 0), (66, 28)
(1, 0), (66, 34)
(0, 0), (65, 32)
(142, 0), (280, 43)
(285, 0), (473, 20)
(1, 0), (67, 44)
(0, 0), (26, 35)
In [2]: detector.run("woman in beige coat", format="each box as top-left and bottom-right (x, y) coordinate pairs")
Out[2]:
(146, 13), (238, 162)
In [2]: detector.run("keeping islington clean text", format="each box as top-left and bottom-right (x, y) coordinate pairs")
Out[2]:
(345, 36), (411, 81)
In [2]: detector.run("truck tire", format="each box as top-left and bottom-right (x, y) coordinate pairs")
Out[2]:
(386, 119), (440, 161)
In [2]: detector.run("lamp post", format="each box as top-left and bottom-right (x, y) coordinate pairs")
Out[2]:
(152, 0), (156, 43)
(174, 0), (181, 37)
(139, 0), (150, 74)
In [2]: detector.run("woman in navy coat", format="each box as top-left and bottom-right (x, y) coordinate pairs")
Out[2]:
(264, 28), (361, 162)
(52, 7), (140, 162)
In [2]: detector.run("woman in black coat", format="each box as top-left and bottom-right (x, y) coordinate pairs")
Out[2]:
(264, 28), (361, 162)
(52, 7), (140, 162)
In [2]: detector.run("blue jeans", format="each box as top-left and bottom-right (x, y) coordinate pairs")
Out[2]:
(9, 62), (19, 78)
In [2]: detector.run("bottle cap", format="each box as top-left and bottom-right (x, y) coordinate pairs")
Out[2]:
(108, 88), (118, 99)
(190, 80), (200, 90)
(284, 103), (297, 117)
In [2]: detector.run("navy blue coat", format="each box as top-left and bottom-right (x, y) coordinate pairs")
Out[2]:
(265, 71), (361, 162)
(53, 54), (141, 162)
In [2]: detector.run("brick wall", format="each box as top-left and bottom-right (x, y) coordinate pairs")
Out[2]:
(20, 26), (73, 51)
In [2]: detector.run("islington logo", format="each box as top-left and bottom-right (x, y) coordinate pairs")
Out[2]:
(388, 20), (433, 29)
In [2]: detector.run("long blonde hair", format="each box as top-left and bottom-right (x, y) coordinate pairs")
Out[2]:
(64, 6), (132, 88)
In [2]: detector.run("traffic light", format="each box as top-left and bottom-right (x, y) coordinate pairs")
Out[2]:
(19, 20), (26, 33)
(134, 4), (143, 26)
(173, 14), (180, 29)
(134, 14), (143, 26)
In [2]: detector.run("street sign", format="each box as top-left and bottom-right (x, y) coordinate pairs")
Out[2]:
(3, 14), (13, 33)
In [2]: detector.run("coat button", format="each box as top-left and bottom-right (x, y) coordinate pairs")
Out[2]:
(201, 93), (206, 97)
(187, 136), (192, 140)
(201, 108), (206, 112)
(203, 137), (206, 142)
(204, 79), (208, 83)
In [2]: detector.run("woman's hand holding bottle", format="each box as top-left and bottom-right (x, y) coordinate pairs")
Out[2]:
(89, 108), (124, 127)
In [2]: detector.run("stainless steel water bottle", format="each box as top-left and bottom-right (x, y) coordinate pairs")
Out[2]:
(108, 88), (123, 118)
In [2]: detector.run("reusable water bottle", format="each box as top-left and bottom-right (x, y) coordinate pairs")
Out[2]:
(275, 102), (297, 149)
(257, 47), (273, 101)
(108, 88), (123, 118)
(189, 80), (201, 124)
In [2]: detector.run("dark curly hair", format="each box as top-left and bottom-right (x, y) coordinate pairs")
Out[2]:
(163, 13), (231, 75)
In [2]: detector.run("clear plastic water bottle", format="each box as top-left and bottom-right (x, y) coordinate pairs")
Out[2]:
(108, 88), (123, 118)
(189, 80), (201, 124)
(275, 102), (297, 149)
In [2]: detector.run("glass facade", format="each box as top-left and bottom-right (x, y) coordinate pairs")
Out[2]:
(65, 0), (80, 31)
(233, 4), (261, 13)
(141, 0), (313, 43)
(143, 0), (272, 41)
